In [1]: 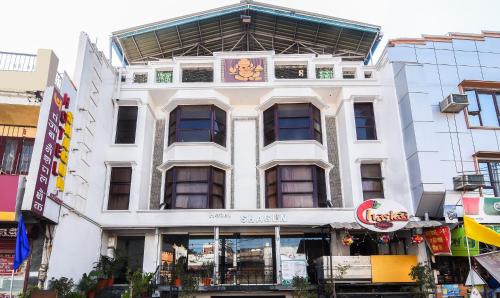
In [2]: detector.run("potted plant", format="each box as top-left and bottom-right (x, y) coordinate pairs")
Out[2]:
(179, 271), (198, 298)
(174, 257), (187, 286)
(78, 270), (99, 298)
(409, 263), (436, 298)
(122, 270), (154, 298)
(200, 262), (214, 286)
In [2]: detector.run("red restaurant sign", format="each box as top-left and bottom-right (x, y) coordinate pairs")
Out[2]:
(424, 226), (452, 256)
(31, 88), (65, 216)
(355, 199), (410, 232)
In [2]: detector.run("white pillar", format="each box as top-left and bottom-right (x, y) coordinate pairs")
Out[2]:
(274, 226), (281, 285)
(213, 227), (220, 284)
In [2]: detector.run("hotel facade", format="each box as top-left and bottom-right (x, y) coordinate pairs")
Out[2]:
(1, 1), (499, 298)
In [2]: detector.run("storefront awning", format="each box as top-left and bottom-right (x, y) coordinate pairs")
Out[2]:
(474, 251), (500, 282)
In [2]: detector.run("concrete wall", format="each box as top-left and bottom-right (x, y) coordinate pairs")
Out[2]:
(0, 49), (59, 92)
(386, 36), (500, 215)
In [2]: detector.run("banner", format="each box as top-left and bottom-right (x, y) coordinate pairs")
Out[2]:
(424, 226), (452, 255)
(451, 227), (479, 256)
(223, 58), (266, 82)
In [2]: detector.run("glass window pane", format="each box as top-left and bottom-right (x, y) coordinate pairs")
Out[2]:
(175, 195), (208, 208)
(489, 161), (500, 196)
(281, 167), (312, 181)
(279, 118), (310, 128)
(179, 119), (211, 129)
(1, 139), (18, 173)
(177, 167), (209, 181)
(281, 182), (313, 193)
(478, 93), (499, 126)
(17, 141), (34, 173)
(278, 104), (309, 118)
(176, 183), (208, 193)
(279, 128), (310, 140)
(115, 106), (138, 144)
(466, 90), (478, 111)
(282, 195), (314, 208)
(362, 180), (383, 192)
(178, 130), (211, 142)
(468, 115), (481, 126)
(361, 164), (382, 177)
(180, 106), (211, 119)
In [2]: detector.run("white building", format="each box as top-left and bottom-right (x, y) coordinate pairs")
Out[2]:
(20, 2), (442, 297)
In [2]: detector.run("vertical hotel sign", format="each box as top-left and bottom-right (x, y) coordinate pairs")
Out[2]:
(31, 89), (66, 215)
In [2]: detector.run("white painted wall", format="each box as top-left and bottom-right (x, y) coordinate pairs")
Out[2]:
(233, 119), (257, 209)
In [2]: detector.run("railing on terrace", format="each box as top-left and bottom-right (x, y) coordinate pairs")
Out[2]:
(0, 51), (37, 72)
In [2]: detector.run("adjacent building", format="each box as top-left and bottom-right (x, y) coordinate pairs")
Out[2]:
(0, 49), (60, 296)
(383, 31), (500, 296)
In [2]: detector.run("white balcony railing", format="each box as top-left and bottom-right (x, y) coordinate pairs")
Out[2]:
(0, 51), (37, 72)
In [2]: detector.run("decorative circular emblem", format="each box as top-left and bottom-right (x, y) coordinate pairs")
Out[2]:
(355, 199), (410, 232)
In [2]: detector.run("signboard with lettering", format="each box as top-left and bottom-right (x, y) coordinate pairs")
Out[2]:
(31, 88), (63, 216)
(223, 58), (266, 82)
(462, 197), (500, 223)
(355, 199), (409, 232)
(451, 227), (479, 257)
(424, 226), (452, 256)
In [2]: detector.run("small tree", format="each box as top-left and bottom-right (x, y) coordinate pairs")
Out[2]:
(409, 263), (435, 298)
(48, 277), (75, 298)
(323, 264), (351, 298)
(291, 276), (315, 298)
(179, 272), (198, 298)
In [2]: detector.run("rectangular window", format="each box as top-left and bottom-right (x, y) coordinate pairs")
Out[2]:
(0, 137), (34, 175)
(263, 103), (322, 146)
(133, 73), (148, 83)
(156, 70), (173, 83)
(466, 90), (500, 127)
(316, 67), (334, 79)
(168, 105), (226, 146)
(182, 68), (213, 82)
(115, 106), (138, 144)
(108, 167), (132, 210)
(164, 166), (225, 209)
(275, 65), (308, 79)
(354, 103), (377, 140)
(342, 68), (356, 79)
(360, 163), (384, 200)
(478, 160), (500, 196)
(265, 165), (327, 208)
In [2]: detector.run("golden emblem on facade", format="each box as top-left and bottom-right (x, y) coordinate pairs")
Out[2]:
(228, 58), (264, 81)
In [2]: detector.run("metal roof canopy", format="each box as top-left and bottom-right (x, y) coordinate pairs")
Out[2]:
(111, 0), (382, 65)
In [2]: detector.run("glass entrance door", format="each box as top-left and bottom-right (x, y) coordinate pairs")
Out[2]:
(219, 235), (275, 285)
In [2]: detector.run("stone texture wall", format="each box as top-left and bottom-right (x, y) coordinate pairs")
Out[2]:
(326, 116), (343, 207)
(149, 120), (165, 209)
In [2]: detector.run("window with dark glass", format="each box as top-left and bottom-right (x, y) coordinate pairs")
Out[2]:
(275, 65), (308, 79)
(263, 103), (322, 146)
(265, 165), (327, 208)
(182, 67), (213, 82)
(168, 105), (226, 146)
(465, 90), (500, 127)
(108, 167), (132, 210)
(316, 67), (334, 79)
(360, 164), (384, 200)
(164, 166), (225, 209)
(354, 103), (377, 140)
(0, 137), (34, 175)
(478, 160), (500, 196)
(115, 106), (138, 144)
(133, 73), (148, 83)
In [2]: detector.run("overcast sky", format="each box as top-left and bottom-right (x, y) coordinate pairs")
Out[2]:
(1, 0), (500, 76)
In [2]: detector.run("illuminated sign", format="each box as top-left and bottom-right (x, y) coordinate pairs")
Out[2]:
(355, 199), (409, 232)
(51, 95), (73, 192)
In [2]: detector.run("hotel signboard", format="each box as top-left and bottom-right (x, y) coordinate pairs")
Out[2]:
(355, 199), (410, 232)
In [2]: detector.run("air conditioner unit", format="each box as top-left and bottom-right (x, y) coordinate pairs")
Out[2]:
(453, 174), (485, 191)
(440, 93), (469, 113)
